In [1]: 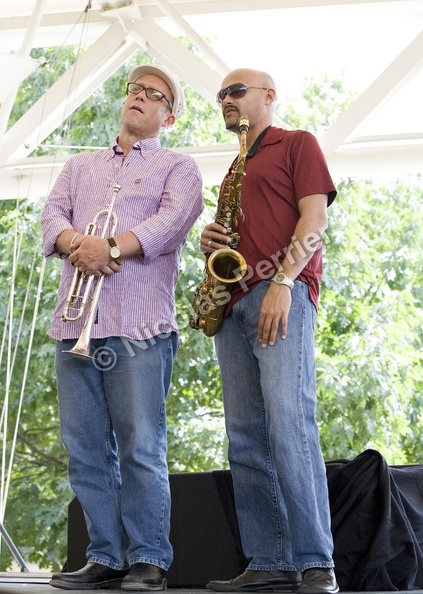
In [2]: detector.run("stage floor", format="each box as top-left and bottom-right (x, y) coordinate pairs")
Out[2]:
(1, 573), (423, 594)
(0, 572), (204, 593)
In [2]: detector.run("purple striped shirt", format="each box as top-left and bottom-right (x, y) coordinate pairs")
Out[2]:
(41, 137), (203, 340)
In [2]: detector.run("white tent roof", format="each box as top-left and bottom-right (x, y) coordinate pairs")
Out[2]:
(0, 0), (422, 199)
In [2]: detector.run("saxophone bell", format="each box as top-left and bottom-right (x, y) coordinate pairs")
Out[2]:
(207, 248), (247, 283)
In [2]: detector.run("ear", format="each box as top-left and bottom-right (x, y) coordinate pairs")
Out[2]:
(265, 88), (277, 105)
(162, 113), (176, 128)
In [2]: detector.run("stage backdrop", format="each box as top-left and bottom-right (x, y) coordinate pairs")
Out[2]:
(66, 449), (423, 591)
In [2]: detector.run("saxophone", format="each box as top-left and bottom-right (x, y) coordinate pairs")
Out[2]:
(190, 116), (249, 337)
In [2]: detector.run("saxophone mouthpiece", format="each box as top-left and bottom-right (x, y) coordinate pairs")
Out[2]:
(239, 115), (249, 133)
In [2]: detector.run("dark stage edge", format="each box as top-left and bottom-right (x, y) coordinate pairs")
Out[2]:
(0, 574), (422, 594)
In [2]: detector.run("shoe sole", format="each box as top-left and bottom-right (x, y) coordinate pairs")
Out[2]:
(49, 578), (125, 590)
(300, 586), (339, 594)
(206, 584), (301, 592)
(121, 580), (167, 591)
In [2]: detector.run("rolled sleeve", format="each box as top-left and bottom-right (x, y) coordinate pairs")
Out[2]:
(41, 160), (75, 258)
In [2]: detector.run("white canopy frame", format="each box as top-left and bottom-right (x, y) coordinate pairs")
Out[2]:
(0, 0), (422, 200)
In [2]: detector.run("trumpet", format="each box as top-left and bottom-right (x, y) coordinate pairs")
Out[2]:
(62, 183), (121, 360)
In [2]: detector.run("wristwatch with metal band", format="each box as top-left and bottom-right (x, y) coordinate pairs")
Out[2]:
(271, 272), (294, 289)
(107, 237), (121, 259)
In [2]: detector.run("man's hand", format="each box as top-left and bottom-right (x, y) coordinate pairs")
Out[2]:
(69, 235), (122, 276)
(258, 283), (292, 347)
(200, 223), (231, 253)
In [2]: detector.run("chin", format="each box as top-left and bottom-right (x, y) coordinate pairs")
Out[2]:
(224, 113), (239, 132)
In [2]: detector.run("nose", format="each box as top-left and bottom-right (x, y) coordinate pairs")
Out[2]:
(135, 88), (147, 99)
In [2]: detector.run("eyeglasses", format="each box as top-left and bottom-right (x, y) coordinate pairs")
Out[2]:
(216, 83), (268, 105)
(126, 82), (173, 111)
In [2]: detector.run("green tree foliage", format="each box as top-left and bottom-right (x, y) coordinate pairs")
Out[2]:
(282, 78), (423, 463)
(0, 200), (68, 570)
(282, 75), (357, 134)
(1, 48), (422, 572)
(168, 188), (227, 473)
(317, 178), (423, 463)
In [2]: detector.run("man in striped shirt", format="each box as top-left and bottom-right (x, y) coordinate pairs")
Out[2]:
(42, 64), (203, 591)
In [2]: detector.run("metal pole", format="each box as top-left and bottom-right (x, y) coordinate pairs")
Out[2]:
(0, 522), (29, 572)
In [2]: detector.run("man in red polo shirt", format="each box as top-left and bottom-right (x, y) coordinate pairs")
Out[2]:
(200, 68), (338, 594)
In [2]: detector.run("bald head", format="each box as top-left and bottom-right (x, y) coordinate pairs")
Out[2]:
(221, 68), (277, 94)
(219, 68), (277, 135)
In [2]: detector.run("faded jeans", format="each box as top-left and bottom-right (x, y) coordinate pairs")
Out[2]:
(214, 280), (334, 572)
(55, 333), (177, 571)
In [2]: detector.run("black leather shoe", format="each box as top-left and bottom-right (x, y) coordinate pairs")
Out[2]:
(121, 562), (167, 591)
(206, 570), (302, 591)
(49, 562), (129, 590)
(297, 569), (339, 594)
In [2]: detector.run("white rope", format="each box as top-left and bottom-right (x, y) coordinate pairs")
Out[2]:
(1, 0), (96, 520)
(2, 242), (38, 506)
(4, 257), (47, 514)
(0, 201), (22, 521)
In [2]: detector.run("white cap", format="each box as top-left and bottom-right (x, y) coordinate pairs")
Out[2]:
(128, 64), (185, 119)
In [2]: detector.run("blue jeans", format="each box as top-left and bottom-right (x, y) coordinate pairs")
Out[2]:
(55, 334), (177, 571)
(214, 280), (334, 572)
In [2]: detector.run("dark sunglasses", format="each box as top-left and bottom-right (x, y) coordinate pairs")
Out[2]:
(216, 83), (268, 105)
(126, 82), (173, 111)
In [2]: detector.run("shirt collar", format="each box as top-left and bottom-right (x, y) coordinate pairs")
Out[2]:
(111, 135), (161, 158)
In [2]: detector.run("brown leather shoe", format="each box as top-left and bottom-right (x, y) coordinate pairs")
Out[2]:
(297, 569), (339, 594)
(206, 570), (302, 591)
(121, 562), (167, 591)
(49, 562), (129, 590)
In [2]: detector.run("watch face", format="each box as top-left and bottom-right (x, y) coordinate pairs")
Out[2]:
(110, 246), (121, 259)
(272, 273), (294, 288)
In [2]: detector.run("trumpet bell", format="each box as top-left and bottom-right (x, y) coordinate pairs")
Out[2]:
(62, 345), (93, 360)
(207, 248), (247, 283)
(62, 337), (93, 360)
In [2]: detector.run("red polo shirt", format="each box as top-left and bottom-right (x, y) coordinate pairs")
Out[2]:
(221, 127), (337, 312)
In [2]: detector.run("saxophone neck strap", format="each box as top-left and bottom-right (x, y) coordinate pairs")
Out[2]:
(228, 125), (271, 174)
(247, 125), (272, 158)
